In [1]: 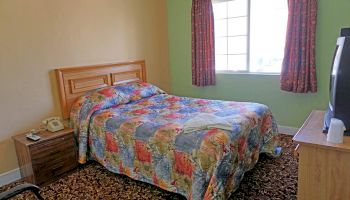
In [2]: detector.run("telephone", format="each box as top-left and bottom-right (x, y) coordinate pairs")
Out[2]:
(42, 117), (64, 132)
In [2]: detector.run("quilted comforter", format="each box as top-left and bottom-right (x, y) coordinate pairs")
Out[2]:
(71, 82), (280, 200)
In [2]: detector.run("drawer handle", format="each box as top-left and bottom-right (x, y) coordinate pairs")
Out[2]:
(48, 150), (62, 157)
(52, 165), (63, 172)
(294, 144), (300, 158)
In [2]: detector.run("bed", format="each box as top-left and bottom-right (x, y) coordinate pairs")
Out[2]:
(56, 60), (281, 200)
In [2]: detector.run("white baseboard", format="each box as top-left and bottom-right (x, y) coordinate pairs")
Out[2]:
(278, 125), (299, 136)
(0, 168), (21, 187)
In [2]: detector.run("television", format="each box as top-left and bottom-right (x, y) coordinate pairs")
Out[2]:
(323, 28), (350, 135)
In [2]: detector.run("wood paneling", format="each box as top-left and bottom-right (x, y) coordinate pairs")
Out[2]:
(294, 110), (350, 200)
(55, 60), (147, 119)
(70, 75), (110, 94)
(111, 70), (141, 85)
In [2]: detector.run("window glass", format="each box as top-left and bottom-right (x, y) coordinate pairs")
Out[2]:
(213, 0), (288, 73)
(215, 37), (228, 55)
(215, 19), (227, 37)
(213, 2), (228, 19)
(216, 55), (228, 71)
(249, 0), (288, 73)
(228, 36), (247, 54)
(228, 17), (247, 36)
(228, 0), (248, 17)
(228, 55), (247, 71)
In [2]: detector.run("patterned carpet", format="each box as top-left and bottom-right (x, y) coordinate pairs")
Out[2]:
(0, 134), (298, 200)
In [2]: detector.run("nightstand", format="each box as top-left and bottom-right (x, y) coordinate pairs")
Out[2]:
(13, 128), (78, 185)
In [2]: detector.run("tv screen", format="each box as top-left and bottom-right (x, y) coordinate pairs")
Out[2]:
(329, 43), (341, 111)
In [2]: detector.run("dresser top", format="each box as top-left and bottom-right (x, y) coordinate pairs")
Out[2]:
(12, 128), (74, 146)
(293, 110), (350, 152)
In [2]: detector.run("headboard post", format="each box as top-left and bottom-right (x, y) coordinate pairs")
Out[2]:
(55, 60), (146, 119)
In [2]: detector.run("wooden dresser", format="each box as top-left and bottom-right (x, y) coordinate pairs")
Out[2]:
(13, 128), (78, 185)
(293, 110), (350, 200)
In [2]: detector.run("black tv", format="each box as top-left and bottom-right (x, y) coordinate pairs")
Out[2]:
(323, 28), (350, 135)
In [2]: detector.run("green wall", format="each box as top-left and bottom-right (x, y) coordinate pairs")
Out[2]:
(167, 0), (350, 128)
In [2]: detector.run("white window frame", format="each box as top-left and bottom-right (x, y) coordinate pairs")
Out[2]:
(213, 0), (285, 75)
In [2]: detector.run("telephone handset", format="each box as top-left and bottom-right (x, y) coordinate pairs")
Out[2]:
(42, 117), (64, 132)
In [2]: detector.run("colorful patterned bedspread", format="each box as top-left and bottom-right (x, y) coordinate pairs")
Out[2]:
(70, 82), (280, 200)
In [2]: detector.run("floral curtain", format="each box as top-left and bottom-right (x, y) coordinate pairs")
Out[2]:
(191, 0), (216, 86)
(280, 0), (318, 93)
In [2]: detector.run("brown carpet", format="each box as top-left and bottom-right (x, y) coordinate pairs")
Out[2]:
(0, 134), (297, 200)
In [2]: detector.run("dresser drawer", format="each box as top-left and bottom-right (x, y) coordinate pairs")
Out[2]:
(30, 134), (74, 155)
(34, 152), (77, 185)
(31, 145), (77, 168)
(30, 138), (75, 162)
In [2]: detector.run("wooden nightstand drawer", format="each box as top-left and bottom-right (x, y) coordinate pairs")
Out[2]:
(34, 152), (77, 185)
(13, 128), (78, 185)
(30, 133), (74, 152)
(30, 136), (75, 158)
(31, 145), (76, 168)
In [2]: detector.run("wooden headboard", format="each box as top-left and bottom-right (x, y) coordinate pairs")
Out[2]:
(55, 60), (146, 119)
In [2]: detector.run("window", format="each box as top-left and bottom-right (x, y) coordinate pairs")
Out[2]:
(213, 0), (288, 73)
